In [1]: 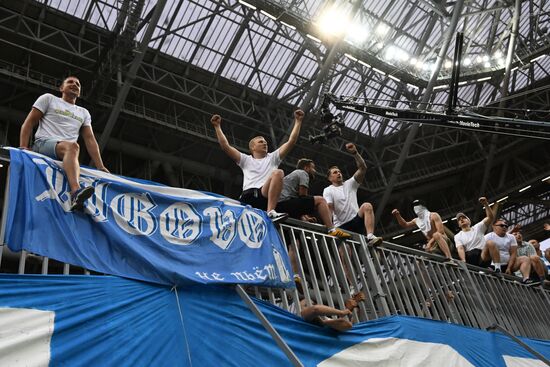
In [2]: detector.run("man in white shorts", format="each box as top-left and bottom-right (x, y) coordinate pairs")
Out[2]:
(211, 110), (304, 220)
(19, 76), (108, 211)
(455, 197), (499, 268)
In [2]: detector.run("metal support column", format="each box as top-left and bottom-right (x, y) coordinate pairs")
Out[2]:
(375, 0), (465, 220)
(280, 0), (363, 144)
(477, 0), (521, 201)
(98, 0), (168, 152)
(235, 285), (304, 367)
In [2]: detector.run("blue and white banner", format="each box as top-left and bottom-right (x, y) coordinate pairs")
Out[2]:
(1, 274), (549, 367)
(5, 148), (293, 287)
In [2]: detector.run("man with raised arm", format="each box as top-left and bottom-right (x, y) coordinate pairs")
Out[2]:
(323, 143), (382, 245)
(392, 200), (454, 260)
(454, 197), (499, 268)
(19, 76), (108, 211)
(211, 110), (304, 220)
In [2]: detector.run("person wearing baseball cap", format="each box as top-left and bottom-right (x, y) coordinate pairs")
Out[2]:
(454, 197), (499, 269)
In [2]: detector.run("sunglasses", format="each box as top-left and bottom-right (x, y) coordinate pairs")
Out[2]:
(494, 224), (508, 228)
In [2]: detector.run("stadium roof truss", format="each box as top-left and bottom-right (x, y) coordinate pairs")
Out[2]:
(0, 0), (549, 239)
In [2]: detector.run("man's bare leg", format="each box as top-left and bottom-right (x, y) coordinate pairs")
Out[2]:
(432, 232), (452, 259)
(56, 141), (81, 194)
(261, 169), (284, 212)
(358, 202), (375, 234)
(315, 196), (333, 227)
(482, 241), (500, 263)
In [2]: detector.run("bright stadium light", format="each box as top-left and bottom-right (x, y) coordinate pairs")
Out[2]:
(463, 57), (472, 66)
(444, 60), (453, 69)
(347, 23), (369, 44)
(317, 4), (350, 37)
(494, 50), (503, 59)
(376, 23), (390, 36)
(385, 45), (397, 61)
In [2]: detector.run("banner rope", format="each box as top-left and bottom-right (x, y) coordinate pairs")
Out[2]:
(172, 285), (193, 367)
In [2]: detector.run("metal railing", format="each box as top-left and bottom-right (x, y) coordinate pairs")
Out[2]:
(251, 220), (550, 340)
(0, 151), (549, 340)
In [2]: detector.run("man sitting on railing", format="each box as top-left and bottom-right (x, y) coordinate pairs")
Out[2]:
(392, 200), (455, 261)
(322, 143), (382, 246)
(19, 75), (109, 211)
(513, 231), (545, 282)
(455, 197), (499, 269)
(277, 158), (350, 238)
(485, 219), (535, 284)
(211, 110), (304, 221)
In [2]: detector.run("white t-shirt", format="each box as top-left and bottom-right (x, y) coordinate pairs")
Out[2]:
(323, 177), (360, 227)
(33, 93), (92, 142)
(238, 149), (281, 191)
(484, 232), (517, 263)
(455, 222), (487, 252)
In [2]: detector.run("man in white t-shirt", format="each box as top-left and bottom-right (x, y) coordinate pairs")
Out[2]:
(485, 218), (534, 283)
(323, 143), (382, 246)
(19, 76), (108, 211)
(211, 110), (304, 220)
(454, 197), (499, 268)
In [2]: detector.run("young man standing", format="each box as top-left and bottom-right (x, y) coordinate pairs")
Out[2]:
(19, 76), (108, 211)
(211, 110), (304, 219)
(323, 143), (382, 245)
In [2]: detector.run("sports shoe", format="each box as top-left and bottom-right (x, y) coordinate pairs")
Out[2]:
(294, 275), (304, 295)
(328, 227), (352, 239)
(70, 186), (94, 211)
(521, 278), (538, 285)
(367, 235), (383, 246)
(267, 210), (288, 222)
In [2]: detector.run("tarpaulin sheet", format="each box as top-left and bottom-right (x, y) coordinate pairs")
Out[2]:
(1, 274), (549, 367)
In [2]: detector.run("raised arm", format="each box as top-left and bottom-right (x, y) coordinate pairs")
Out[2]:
(81, 126), (109, 172)
(211, 114), (241, 163)
(391, 209), (417, 229)
(479, 197), (494, 227)
(345, 143), (367, 183)
(19, 108), (43, 149)
(278, 109), (304, 160)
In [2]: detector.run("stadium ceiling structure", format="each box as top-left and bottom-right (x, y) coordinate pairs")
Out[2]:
(0, 0), (548, 243)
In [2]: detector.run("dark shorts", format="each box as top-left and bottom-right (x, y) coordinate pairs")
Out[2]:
(276, 196), (315, 219)
(340, 214), (365, 235)
(465, 249), (492, 267)
(239, 188), (267, 211)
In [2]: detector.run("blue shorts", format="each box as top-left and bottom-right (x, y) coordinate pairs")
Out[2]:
(33, 138), (59, 159)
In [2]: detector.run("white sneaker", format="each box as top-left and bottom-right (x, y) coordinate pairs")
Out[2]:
(367, 235), (383, 246)
(267, 210), (288, 222)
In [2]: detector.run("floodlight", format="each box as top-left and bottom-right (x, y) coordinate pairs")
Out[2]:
(376, 23), (389, 36)
(482, 55), (490, 62)
(347, 23), (369, 44)
(484, 61), (491, 68)
(317, 5), (350, 37)
(463, 57), (472, 66)
(444, 60), (452, 69)
(494, 50), (503, 58)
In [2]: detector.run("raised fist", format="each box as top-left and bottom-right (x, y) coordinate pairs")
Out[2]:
(391, 209), (400, 216)
(211, 114), (221, 127)
(294, 109), (305, 121)
(479, 197), (488, 204)
(345, 143), (357, 154)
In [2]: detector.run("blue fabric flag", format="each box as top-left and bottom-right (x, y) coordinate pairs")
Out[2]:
(4, 148), (293, 287)
(1, 274), (549, 367)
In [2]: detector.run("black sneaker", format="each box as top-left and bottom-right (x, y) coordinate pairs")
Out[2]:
(70, 186), (94, 211)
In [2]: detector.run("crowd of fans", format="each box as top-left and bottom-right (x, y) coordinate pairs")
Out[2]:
(17, 78), (549, 330)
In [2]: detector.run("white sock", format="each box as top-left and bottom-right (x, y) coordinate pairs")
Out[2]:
(367, 233), (374, 239)
(328, 227), (335, 232)
(494, 263), (502, 270)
